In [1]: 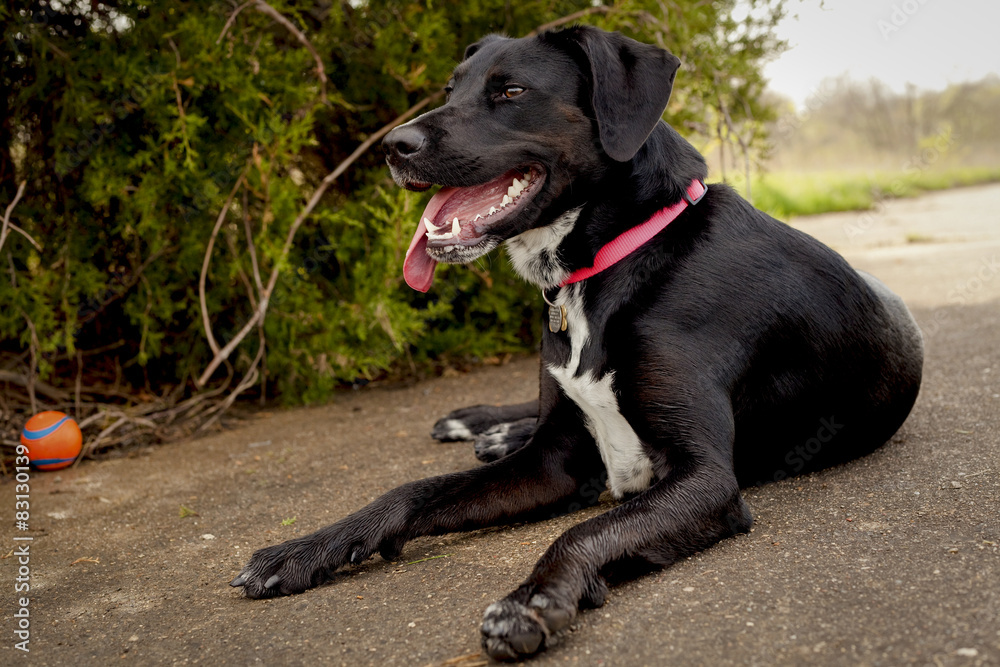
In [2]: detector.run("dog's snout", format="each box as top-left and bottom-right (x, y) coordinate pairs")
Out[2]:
(383, 125), (427, 163)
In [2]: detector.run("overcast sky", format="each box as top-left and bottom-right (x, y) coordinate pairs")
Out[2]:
(761, 0), (1000, 108)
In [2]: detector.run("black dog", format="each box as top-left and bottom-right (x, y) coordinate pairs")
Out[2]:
(232, 27), (923, 660)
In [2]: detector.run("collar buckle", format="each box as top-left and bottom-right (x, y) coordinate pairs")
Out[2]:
(682, 179), (708, 206)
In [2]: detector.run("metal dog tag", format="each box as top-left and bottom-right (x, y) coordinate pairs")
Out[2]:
(548, 304), (567, 333)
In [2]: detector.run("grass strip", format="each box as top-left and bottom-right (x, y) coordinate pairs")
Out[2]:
(718, 166), (1000, 220)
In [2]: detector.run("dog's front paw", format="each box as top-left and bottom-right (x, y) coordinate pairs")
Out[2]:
(431, 417), (476, 442)
(473, 418), (536, 462)
(431, 404), (516, 441)
(473, 423), (514, 461)
(481, 591), (575, 661)
(230, 524), (381, 598)
(230, 538), (333, 598)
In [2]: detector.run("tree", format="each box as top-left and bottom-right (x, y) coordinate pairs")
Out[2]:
(769, 73), (1000, 170)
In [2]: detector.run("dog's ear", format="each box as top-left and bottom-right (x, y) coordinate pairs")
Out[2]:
(463, 33), (506, 61)
(566, 27), (681, 162)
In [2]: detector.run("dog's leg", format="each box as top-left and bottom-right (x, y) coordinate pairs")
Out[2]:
(481, 459), (751, 660)
(431, 399), (538, 441)
(473, 417), (537, 461)
(232, 399), (601, 599)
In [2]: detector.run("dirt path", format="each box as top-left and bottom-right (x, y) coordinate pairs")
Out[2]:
(3, 184), (999, 666)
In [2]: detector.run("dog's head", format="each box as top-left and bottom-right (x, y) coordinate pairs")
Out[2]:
(383, 26), (681, 291)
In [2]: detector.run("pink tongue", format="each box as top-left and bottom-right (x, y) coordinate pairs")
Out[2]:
(403, 169), (525, 292)
(403, 186), (457, 292)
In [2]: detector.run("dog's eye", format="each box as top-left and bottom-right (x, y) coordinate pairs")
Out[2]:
(503, 86), (525, 99)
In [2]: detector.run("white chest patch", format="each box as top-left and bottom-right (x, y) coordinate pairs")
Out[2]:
(504, 208), (579, 288)
(545, 286), (655, 498)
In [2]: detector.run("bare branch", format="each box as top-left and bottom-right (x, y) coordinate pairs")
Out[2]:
(0, 371), (71, 402)
(242, 187), (264, 294)
(218, 0), (328, 104)
(524, 6), (666, 38)
(199, 326), (266, 431)
(217, 0), (257, 43)
(166, 36), (182, 68)
(77, 410), (157, 432)
(526, 6), (613, 36)
(196, 91), (444, 386)
(74, 415), (129, 465)
(199, 169), (248, 358)
(0, 181), (35, 253)
(2, 223), (41, 251)
(252, 1), (328, 104)
(225, 230), (259, 310)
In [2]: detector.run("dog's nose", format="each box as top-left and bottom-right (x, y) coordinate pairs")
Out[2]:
(383, 125), (427, 163)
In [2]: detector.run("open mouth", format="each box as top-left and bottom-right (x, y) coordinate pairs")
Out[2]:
(403, 166), (544, 292)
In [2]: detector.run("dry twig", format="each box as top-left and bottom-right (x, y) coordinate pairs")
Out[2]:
(252, 1), (328, 104)
(70, 556), (101, 566)
(218, 0), (328, 103)
(199, 169), (249, 357)
(526, 5), (613, 35)
(0, 181), (40, 252)
(0, 371), (71, 402)
(199, 329), (265, 431)
(196, 90), (443, 386)
(216, 1), (257, 44)
(242, 186), (264, 294)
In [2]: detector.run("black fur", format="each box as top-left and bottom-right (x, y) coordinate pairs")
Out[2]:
(233, 27), (924, 662)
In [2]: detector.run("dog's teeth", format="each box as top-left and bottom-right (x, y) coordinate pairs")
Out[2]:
(502, 195), (511, 206)
(489, 206), (497, 215)
(512, 178), (524, 196)
(452, 217), (460, 235)
(426, 221), (455, 240)
(474, 214), (482, 221)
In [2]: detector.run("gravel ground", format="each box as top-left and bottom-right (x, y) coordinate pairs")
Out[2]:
(2, 184), (999, 666)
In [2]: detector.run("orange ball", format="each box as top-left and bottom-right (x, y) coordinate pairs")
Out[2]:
(21, 411), (83, 471)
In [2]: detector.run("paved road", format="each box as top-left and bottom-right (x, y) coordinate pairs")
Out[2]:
(3, 184), (999, 666)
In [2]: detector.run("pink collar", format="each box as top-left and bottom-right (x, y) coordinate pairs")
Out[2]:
(558, 179), (707, 287)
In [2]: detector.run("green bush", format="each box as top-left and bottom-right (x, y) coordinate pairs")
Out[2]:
(1, 0), (788, 405)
